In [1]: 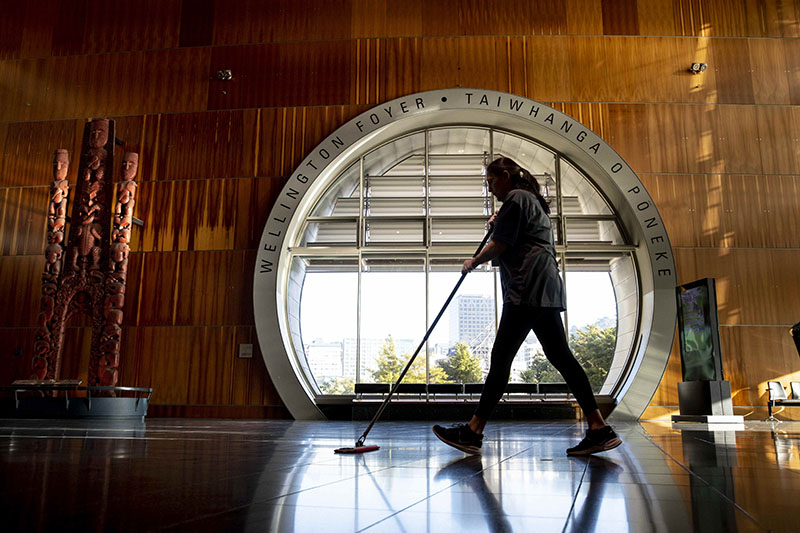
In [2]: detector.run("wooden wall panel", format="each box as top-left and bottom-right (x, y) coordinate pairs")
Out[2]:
(0, 48), (211, 123)
(644, 173), (800, 250)
(151, 111), (258, 181)
(81, 1), (182, 55)
(526, 37), (573, 102)
(785, 39), (800, 104)
(133, 326), (193, 404)
(174, 250), (255, 327)
(721, 326), (800, 406)
(566, 0), (604, 34)
(379, 39), (420, 104)
(602, 0), (640, 35)
(640, 173), (726, 247)
(710, 39), (755, 104)
(134, 252), (180, 327)
(58, 326), (92, 383)
(418, 38), (459, 93)
(132, 178), (282, 253)
(673, 248), (800, 325)
(748, 39), (791, 104)
(0, 328), (35, 384)
(637, 0), (677, 35)
(712, 105), (761, 174)
(179, 0), (215, 48)
(0, 2), (798, 419)
(646, 104), (688, 172)
(0, 256), (41, 327)
(756, 106), (799, 175)
(458, 37), (510, 94)
(207, 41), (354, 110)
(607, 104), (652, 173)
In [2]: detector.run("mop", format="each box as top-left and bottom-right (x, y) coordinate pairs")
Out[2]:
(335, 226), (493, 454)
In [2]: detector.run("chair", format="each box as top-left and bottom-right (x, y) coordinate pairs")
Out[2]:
(504, 383), (538, 400)
(790, 382), (800, 400)
(427, 383), (463, 399)
(354, 383), (389, 400)
(766, 381), (800, 422)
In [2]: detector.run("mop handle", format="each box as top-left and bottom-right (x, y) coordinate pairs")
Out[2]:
(355, 226), (494, 447)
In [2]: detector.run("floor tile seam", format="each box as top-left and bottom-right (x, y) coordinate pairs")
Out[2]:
(559, 457), (589, 533)
(354, 446), (537, 532)
(157, 465), (402, 530)
(76, 458), (378, 510)
(636, 427), (769, 530)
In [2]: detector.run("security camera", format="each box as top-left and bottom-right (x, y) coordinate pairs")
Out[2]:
(215, 70), (233, 81)
(689, 63), (707, 74)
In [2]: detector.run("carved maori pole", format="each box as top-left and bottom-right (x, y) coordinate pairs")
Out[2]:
(32, 150), (71, 379)
(94, 152), (138, 387)
(31, 118), (138, 388)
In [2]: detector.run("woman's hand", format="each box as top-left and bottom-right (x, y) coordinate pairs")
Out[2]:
(462, 258), (477, 274)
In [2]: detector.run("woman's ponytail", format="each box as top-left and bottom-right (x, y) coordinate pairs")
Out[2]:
(487, 157), (550, 214)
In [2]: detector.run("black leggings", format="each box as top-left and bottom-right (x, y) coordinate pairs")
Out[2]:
(475, 304), (599, 419)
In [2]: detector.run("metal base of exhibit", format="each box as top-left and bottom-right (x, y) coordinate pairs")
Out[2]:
(671, 414), (744, 424)
(0, 385), (152, 420)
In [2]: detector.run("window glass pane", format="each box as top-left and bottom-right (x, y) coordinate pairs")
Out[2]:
(365, 219), (424, 244)
(308, 161), (359, 218)
(363, 132), (425, 177)
(301, 220), (357, 246)
(360, 258), (425, 384)
(564, 218), (625, 245)
(298, 263), (358, 395)
(428, 266), (496, 384)
(428, 128), (490, 157)
(430, 219), (488, 244)
(560, 159), (612, 215)
(493, 131), (556, 178)
(565, 270), (618, 393)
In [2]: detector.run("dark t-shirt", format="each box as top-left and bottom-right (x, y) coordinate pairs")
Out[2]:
(491, 189), (565, 309)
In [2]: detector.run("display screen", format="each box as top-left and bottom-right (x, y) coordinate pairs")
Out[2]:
(678, 283), (718, 381)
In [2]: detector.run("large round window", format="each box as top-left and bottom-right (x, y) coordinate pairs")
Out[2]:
(254, 90), (676, 420)
(296, 126), (636, 399)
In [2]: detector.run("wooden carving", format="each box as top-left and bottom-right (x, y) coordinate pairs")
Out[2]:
(32, 119), (139, 389)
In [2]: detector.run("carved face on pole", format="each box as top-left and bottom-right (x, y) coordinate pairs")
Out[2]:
(53, 149), (69, 180)
(45, 244), (62, 263)
(89, 119), (110, 148)
(121, 152), (139, 180)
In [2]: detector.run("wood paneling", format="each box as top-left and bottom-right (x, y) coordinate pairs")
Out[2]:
(0, 327), (35, 384)
(0, 48), (211, 123)
(1, 2), (798, 419)
(608, 104), (651, 173)
(179, 0), (215, 48)
(748, 38), (791, 104)
(173, 250), (255, 326)
(566, 0), (604, 35)
(132, 177), (286, 253)
(602, 0), (640, 35)
(207, 41), (354, 110)
(710, 39), (755, 104)
(0, 256), (44, 326)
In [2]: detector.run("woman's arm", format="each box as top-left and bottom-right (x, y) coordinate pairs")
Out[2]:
(462, 239), (509, 274)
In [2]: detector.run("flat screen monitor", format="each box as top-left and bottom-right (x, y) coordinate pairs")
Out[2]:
(676, 278), (724, 381)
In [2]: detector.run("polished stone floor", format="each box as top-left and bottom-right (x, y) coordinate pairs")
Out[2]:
(1, 418), (798, 532)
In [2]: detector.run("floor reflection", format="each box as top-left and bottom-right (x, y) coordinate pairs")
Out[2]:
(680, 425), (740, 532)
(566, 456), (624, 532)
(435, 456), (512, 533)
(1, 419), (798, 531)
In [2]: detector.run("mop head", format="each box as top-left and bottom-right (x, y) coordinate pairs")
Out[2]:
(334, 444), (380, 454)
